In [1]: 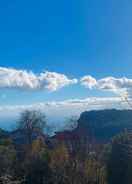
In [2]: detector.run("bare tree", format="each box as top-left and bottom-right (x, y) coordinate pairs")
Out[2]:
(64, 116), (78, 130)
(18, 110), (46, 144)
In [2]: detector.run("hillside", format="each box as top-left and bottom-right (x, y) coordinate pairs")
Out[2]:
(54, 109), (132, 142)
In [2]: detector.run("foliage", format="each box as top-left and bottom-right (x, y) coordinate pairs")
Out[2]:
(106, 131), (132, 184)
(0, 110), (132, 184)
(0, 138), (16, 177)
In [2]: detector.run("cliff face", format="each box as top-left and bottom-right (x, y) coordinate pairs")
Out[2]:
(54, 109), (132, 142)
(77, 109), (132, 140)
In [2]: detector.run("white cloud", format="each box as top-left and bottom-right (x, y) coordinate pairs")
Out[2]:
(80, 75), (97, 89)
(97, 77), (132, 92)
(0, 67), (77, 91)
(39, 71), (77, 91)
(80, 76), (132, 97)
(1, 67), (132, 96)
(0, 67), (38, 89)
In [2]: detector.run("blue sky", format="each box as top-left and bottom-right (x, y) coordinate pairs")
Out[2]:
(0, 0), (132, 107)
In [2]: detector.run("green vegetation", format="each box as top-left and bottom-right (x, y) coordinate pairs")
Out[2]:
(0, 109), (132, 184)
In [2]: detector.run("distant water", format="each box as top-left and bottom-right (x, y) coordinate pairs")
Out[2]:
(0, 115), (77, 135)
(0, 118), (17, 131)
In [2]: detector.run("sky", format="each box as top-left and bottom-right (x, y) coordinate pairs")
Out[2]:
(0, 0), (132, 129)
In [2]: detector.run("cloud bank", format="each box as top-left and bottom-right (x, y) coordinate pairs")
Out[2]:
(0, 97), (128, 131)
(0, 67), (77, 91)
(81, 76), (132, 97)
(1, 67), (132, 98)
